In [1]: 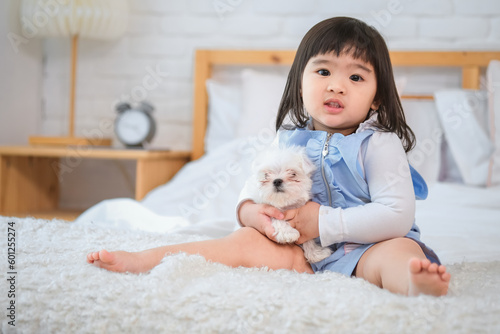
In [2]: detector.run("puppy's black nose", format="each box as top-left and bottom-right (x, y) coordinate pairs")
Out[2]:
(273, 179), (283, 187)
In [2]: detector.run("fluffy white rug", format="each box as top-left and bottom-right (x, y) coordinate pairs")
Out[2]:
(1, 216), (499, 334)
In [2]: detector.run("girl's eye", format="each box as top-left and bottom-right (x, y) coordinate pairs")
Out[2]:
(317, 69), (330, 76)
(350, 74), (362, 82)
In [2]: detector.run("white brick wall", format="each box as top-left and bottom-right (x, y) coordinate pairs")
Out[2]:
(253, 0), (317, 15)
(40, 0), (500, 149)
(454, 0), (500, 15)
(398, 0), (453, 16)
(25, 0), (500, 209)
(420, 18), (490, 39)
(493, 19), (500, 39)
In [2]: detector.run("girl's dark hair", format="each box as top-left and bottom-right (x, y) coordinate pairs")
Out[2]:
(276, 17), (415, 152)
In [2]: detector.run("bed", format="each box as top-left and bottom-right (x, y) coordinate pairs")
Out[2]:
(2, 50), (500, 333)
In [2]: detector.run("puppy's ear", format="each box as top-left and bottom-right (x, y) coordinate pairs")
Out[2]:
(295, 147), (315, 176)
(301, 155), (315, 176)
(290, 146), (316, 176)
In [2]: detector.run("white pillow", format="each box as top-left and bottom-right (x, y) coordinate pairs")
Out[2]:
(403, 100), (443, 184)
(437, 138), (463, 183)
(487, 60), (500, 186)
(434, 89), (493, 186)
(236, 69), (288, 138)
(204, 79), (242, 152)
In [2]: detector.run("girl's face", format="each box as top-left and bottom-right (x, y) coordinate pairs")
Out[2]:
(301, 52), (379, 135)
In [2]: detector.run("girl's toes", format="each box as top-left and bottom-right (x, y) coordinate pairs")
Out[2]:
(420, 258), (431, 270)
(428, 263), (438, 273)
(409, 258), (422, 274)
(99, 250), (114, 263)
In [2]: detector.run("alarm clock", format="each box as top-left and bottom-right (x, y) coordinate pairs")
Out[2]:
(114, 101), (156, 148)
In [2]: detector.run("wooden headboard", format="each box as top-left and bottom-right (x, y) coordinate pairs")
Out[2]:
(191, 50), (500, 160)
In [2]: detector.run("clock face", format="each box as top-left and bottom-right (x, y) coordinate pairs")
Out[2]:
(115, 109), (152, 146)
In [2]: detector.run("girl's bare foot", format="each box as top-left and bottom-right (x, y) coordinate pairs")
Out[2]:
(86, 250), (147, 274)
(408, 258), (451, 296)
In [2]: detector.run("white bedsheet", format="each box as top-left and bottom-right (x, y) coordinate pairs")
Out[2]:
(76, 138), (500, 265)
(415, 182), (500, 264)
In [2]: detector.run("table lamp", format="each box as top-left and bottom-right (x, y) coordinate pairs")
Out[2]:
(20, 0), (129, 146)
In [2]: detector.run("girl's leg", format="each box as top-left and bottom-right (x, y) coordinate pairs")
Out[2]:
(87, 227), (313, 274)
(354, 237), (450, 296)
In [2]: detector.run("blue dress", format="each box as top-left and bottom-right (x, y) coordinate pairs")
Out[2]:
(279, 124), (440, 276)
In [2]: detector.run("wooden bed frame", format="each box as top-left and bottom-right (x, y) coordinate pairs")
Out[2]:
(191, 49), (500, 160)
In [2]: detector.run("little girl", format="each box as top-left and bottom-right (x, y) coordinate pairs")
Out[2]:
(87, 17), (450, 297)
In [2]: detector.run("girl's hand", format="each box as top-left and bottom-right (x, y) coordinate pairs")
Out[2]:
(238, 200), (285, 242)
(283, 201), (320, 244)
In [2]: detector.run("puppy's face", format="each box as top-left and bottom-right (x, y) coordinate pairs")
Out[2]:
(253, 147), (314, 210)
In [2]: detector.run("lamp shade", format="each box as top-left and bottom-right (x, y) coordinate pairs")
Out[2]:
(21, 0), (129, 40)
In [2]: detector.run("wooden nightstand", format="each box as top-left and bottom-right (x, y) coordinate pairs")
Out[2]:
(0, 146), (191, 221)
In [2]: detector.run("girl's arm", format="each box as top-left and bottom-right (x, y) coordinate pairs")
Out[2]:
(287, 132), (416, 246)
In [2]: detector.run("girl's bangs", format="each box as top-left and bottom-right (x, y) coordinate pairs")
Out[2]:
(312, 35), (374, 66)
(301, 18), (377, 67)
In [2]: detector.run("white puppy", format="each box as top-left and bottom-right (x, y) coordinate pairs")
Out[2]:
(248, 146), (332, 263)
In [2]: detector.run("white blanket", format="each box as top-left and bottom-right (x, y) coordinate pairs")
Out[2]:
(1, 215), (499, 333)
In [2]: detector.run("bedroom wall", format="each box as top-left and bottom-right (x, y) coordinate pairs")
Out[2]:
(16, 0), (500, 210)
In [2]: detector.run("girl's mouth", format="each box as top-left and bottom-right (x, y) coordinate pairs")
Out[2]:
(324, 99), (344, 113)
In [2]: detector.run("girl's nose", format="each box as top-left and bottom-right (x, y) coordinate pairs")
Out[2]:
(327, 78), (345, 94)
